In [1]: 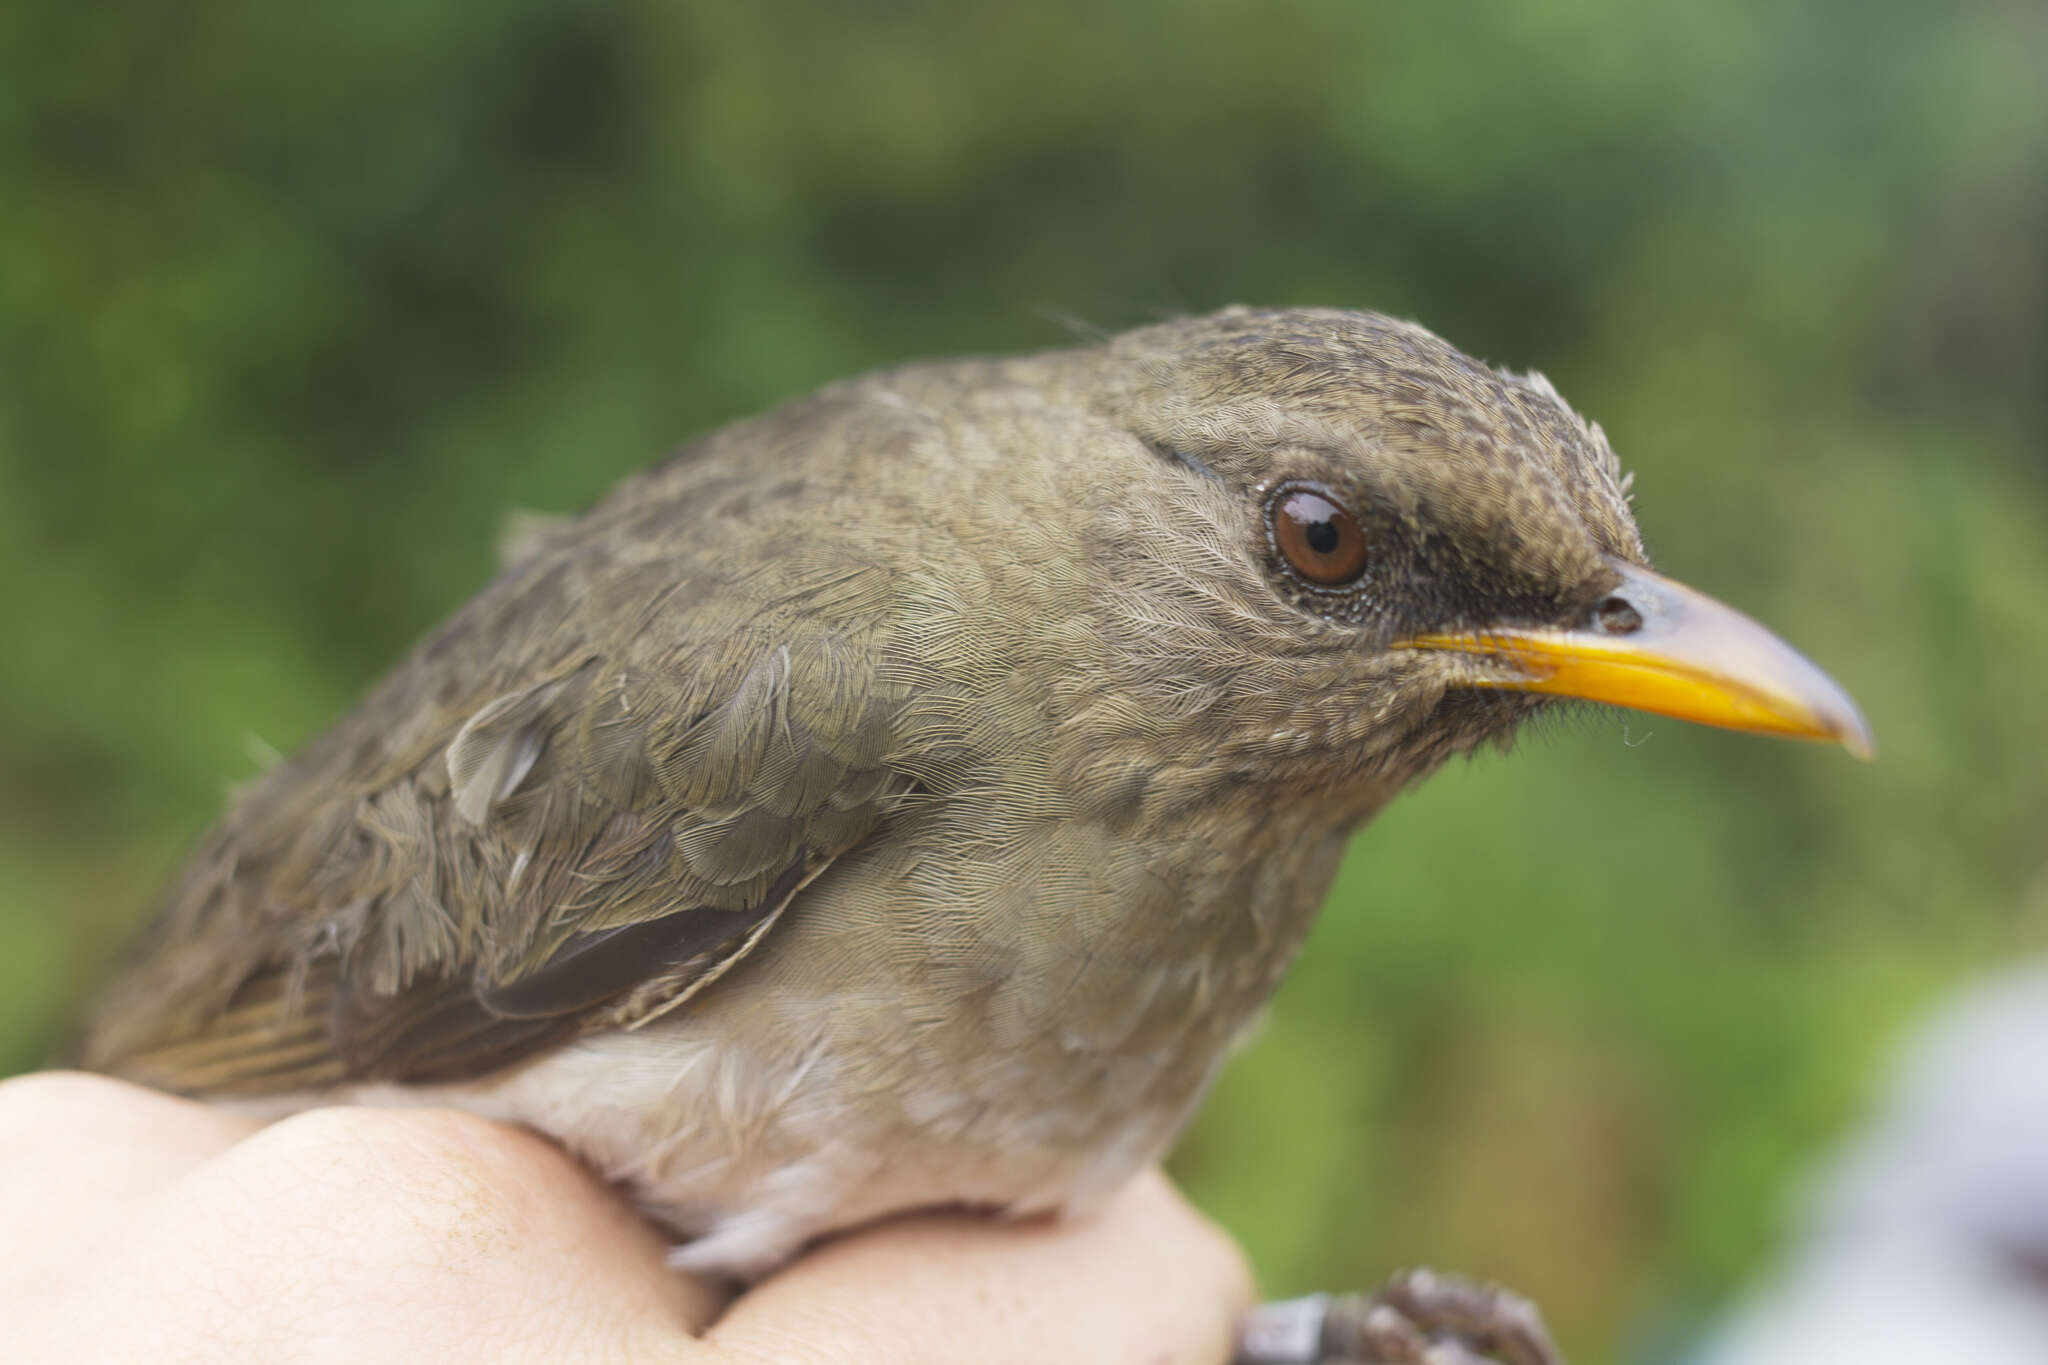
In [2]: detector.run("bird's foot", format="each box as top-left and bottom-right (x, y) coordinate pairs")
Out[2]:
(1235, 1268), (1563, 1365)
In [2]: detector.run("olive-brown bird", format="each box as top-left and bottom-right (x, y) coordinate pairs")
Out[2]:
(78, 307), (1869, 1286)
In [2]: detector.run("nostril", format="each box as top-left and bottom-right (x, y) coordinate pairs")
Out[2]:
(1594, 595), (1644, 635)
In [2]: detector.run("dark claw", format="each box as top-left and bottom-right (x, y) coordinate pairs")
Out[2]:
(1235, 1268), (1565, 1365)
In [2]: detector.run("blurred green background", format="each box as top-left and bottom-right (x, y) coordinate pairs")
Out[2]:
(3, 2), (2043, 1359)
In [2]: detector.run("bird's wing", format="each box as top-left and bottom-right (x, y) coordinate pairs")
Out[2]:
(78, 461), (908, 1095)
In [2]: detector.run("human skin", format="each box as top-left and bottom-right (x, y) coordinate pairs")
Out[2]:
(0, 1072), (1253, 1364)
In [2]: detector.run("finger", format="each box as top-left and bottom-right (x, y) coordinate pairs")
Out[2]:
(713, 1168), (1256, 1365)
(0, 1071), (259, 1303)
(49, 1106), (723, 1364)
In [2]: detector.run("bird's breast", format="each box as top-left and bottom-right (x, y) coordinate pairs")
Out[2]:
(406, 750), (1359, 1275)
(736, 788), (1350, 1141)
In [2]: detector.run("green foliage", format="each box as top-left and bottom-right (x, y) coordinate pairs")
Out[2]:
(2, 3), (2042, 1359)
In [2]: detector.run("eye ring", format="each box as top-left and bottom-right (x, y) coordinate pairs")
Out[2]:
(1267, 484), (1369, 589)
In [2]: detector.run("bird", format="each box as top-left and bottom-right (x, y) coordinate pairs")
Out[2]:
(76, 306), (1871, 1301)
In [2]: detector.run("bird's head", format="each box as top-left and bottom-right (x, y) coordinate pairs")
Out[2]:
(1038, 306), (1869, 812)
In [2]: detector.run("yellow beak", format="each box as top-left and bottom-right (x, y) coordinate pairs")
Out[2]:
(1395, 559), (1875, 758)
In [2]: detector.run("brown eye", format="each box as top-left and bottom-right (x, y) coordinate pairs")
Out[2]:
(1270, 487), (1369, 587)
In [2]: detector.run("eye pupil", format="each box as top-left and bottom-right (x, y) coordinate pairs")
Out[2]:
(1270, 486), (1369, 588)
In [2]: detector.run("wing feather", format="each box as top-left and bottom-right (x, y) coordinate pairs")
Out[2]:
(79, 469), (910, 1094)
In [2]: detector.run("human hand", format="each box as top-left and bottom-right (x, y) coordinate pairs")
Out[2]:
(0, 1072), (1253, 1363)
